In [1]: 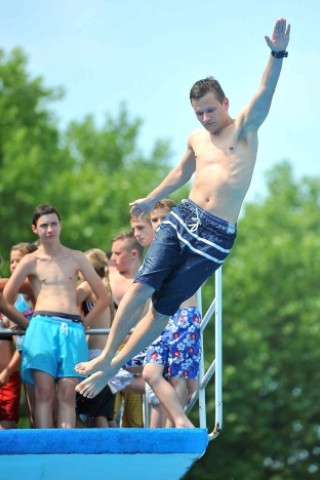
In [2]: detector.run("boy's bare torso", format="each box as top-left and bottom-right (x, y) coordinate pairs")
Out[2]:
(27, 247), (81, 315)
(110, 269), (135, 306)
(189, 122), (258, 223)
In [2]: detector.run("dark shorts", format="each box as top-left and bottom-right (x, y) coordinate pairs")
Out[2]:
(134, 199), (237, 315)
(76, 385), (115, 420)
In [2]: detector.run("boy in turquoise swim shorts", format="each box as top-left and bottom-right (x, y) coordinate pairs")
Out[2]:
(3, 204), (109, 428)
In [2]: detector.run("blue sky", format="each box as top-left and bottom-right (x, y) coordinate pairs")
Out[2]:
(1, 0), (319, 209)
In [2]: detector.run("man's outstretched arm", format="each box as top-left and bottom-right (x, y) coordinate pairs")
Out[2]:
(240, 18), (291, 132)
(129, 142), (196, 217)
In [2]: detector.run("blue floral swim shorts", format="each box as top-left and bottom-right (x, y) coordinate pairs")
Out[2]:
(145, 306), (202, 379)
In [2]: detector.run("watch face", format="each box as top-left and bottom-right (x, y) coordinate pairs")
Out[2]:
(272, 50), (288, 58)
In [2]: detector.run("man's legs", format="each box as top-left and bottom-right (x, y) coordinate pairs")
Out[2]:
(186, 378), (199, 403)
(149, 402), (168, 428)
(76, 282), (154, 376)
(143, 363), (168, 427)
(56, 377), (79, 428)
(166, 377), (189, 427)
(76, 301), (169, 398)
(169, 377), (189, 405)
(33, 370), (56, 428)
(143, 363), (193, 428)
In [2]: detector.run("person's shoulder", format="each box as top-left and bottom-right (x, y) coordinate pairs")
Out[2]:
(189, 128), (204, 140)
(69, 249), (88, 264)
(20, 251), (37, 267)
(10, 252), (36, 277)
(66, 247), (84, 257)
(234, 104), (260, 137)
(188, 128), (208, 145)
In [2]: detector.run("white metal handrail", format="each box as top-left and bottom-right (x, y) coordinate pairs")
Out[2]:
(185, 267), (222, 441)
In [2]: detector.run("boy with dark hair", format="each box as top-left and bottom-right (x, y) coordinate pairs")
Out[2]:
(3, 204), (108, 428)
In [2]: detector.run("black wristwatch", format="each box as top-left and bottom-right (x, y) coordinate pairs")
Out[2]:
(271, 50), (288, 58)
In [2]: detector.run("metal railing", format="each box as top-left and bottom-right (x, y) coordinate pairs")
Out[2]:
(185, 267), (222, 442)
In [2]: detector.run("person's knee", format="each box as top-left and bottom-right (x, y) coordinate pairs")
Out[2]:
(169, 377), (187, 394)
(143, 364), (162, 387)
(57, 379), (78, 404)
(142, 364), (154, 384)
(35, 384), (54, 403)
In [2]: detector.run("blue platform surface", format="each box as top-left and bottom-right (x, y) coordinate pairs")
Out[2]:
(0, 428), (208, 480)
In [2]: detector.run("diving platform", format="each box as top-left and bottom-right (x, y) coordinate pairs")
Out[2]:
(0, 428), (209, 480)
(0, 265), (224, 479)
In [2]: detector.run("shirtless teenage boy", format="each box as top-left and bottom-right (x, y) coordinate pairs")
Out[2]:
(76, 19), (291, 426)
(3, 204), (108, 428)
(108, 232), (146, 427)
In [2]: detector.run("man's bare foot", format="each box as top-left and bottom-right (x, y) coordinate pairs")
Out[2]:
(75, 353), (108, 376)
(75, 364), (120, 398)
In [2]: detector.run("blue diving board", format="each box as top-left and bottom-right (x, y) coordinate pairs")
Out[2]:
(0, 428), (208, 480)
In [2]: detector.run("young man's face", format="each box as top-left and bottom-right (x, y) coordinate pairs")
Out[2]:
(130, 218), (154, 246)
(192, 91), (229, 134)
(150, 207), (171, 231)
(111, 240), (136, 273)
(32, 213), (61, 241)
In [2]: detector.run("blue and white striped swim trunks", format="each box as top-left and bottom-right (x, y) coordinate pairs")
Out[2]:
(134, 199), (237, 316)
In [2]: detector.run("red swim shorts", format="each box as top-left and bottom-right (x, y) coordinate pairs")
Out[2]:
(0, 371), (21, 422)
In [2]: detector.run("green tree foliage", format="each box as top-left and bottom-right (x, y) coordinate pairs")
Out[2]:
(60, 109), (174, 249)
(0, 47), (184, 272)
(0, 47), (65, 248)
(188, 162), (320, 479)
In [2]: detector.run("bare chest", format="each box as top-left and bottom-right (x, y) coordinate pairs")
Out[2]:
(192, 130), (256, 182)
(33, 257), (78, 289)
